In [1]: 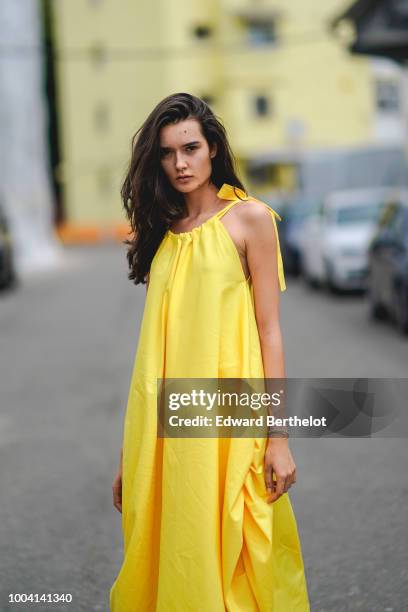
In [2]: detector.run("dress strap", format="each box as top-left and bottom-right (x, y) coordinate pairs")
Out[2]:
(215, 200), (243, 220)
(215, 184), (249, 220)
(216, 183), (286, 291)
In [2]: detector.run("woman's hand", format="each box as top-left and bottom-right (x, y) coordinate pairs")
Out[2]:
(264, 438), (296, 504)
(112, 452), (123, 513)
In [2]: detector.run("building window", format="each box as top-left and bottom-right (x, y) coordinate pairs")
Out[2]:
(97, 166), (113, 196)
(193, 24), (213, 39)
(375, 80), (400, 113)
(246, 20), (276, 46)
(247, 164), (277, 185)
(89, 43), (107, 69)
(94, 102), (110, 131)
(253, 95), (270, 117)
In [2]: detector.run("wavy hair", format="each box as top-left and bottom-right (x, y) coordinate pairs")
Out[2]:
(121, 92), (245, 285)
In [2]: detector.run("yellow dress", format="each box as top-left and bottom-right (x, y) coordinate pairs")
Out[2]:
(110, 183), (310, 611)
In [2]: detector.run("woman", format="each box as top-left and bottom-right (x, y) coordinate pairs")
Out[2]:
(110, 93), (310, 611)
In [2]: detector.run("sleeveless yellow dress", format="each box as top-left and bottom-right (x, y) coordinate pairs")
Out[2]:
(110, 183), (310, 611)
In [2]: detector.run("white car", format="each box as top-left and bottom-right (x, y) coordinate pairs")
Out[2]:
(300, 187), (400, 291)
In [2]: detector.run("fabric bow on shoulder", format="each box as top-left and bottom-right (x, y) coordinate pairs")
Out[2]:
(217, 183), (286, 291)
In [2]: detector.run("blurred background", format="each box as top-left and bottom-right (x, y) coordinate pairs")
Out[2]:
(1, 1), (408, 611)
(1, 0), (408, 338)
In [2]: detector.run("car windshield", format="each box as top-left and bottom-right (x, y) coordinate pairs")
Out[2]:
(331, 202), (383, 225)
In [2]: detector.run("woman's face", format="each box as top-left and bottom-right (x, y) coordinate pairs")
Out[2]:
(159, 118), (217, 193)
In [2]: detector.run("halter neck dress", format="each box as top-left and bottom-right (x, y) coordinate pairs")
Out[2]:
(110, 183), (310, 611)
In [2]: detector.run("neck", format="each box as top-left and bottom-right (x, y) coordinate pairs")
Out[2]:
(183, 181), (221, 218)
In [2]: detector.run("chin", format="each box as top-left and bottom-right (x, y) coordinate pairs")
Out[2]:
(174, 180), (196, 191)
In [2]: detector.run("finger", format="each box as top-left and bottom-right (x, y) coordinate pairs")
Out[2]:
(286, 469), (298, 490)
(271, 475), (284, 498)
(112, 487), (122, 511)
(267, 475), (285, 503)
(275, 475), (286, 497)
(283, 477), (291, 493)
(264, 464), (275, 494)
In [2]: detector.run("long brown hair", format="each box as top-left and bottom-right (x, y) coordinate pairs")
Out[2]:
(121, 92), (245, 285)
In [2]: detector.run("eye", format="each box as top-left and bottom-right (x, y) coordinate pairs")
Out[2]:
(186, 145), (197, 152)
(160, 150), (170, 158)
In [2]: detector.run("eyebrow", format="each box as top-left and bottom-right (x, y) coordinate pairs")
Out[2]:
(159, 141), (201, 150)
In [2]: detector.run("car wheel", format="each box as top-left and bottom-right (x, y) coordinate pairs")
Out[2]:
(292, 253), (301, 277)
(292, 263), (301, 278)
(368, 284), (387, 321)
(304, 271), (320, 289)
(326, 274), (339, 294)
(394, 286), (408, 336)
(324, 261), (339, 294)
(0, 264), (18, 291)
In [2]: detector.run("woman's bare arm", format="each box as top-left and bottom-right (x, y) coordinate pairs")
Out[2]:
(243, 202), (296, 504)
(245, 204), (285, 378)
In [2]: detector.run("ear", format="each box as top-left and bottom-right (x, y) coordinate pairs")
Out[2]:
(210, 142), (217, 159)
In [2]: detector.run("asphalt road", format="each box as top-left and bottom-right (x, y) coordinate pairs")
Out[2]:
(0, 244), (407, 612)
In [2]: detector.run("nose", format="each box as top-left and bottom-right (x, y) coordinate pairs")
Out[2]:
(175, 151), (187, 171)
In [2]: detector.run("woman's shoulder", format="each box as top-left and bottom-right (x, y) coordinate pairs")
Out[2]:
(234, 198), (276, 227)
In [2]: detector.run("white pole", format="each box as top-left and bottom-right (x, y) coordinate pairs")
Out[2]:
(0, 0), (62, 278)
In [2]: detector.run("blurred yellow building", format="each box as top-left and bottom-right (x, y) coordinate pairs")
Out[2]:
(49, 0), (405, 241)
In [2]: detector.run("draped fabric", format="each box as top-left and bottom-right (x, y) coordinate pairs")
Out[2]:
(110, 183), (310, 611)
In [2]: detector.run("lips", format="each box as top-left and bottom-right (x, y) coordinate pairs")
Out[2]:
(177, 176), (192, 180)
